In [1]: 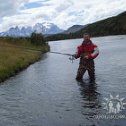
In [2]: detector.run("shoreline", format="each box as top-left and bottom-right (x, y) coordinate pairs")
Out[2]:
(0, 54), (42, 83)
(0, 39), (49, 83)
(46, 34), (126, 42)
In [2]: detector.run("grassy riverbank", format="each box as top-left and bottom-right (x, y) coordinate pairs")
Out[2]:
(0, 37), (49, 82)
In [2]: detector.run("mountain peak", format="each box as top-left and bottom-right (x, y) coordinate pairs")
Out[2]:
(0, 22), (64, 37)
(64, 25), (86, 34)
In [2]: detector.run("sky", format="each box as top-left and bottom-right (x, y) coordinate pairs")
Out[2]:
(0, 0), (126, 32)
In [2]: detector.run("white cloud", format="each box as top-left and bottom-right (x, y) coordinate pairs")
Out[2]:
(0, 0), (126, 32)
(0, 0), (29, 17)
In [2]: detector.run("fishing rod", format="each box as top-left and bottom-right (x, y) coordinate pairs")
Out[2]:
(49, 51), (72, 56)
(49, 51), (75, 63)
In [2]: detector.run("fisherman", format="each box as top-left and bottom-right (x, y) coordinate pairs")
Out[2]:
(73, 33), (99, 82)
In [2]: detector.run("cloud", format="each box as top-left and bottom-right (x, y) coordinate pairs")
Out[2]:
(0, 0), (126, 32)
(0, 0), (29, 17)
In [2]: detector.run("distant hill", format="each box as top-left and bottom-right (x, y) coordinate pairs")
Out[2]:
(63, 25), (86, 34)
(46, 11), (126, 41)
(75, 11), (126, 37)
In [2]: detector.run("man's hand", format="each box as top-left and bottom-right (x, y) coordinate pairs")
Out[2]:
(72, 54), (77, 58)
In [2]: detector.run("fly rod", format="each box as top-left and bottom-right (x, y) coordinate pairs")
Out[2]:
(49, 51), (72, 56)
(49, 51), (75, 63)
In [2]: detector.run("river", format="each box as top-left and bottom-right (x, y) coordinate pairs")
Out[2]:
(0, 35), (126, 126)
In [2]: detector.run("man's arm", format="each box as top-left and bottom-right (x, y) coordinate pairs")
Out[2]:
(73, 46), (82, 59)
(86, 45), (99, 59)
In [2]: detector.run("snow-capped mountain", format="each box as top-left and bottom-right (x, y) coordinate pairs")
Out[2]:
(0, 22), (64, 37)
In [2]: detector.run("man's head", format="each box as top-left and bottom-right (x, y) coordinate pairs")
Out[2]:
(83, 33), (90, 40)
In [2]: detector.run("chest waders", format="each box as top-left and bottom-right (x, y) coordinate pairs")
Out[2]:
(76, 53), (95, 82)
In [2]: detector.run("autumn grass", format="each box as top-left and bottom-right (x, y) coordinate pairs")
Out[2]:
(0, 38), (49, 82)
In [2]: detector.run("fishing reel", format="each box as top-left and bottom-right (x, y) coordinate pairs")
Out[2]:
(69, 55), (75, 63)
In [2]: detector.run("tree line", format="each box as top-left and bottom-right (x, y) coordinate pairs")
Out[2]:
(0, 32), (46, 45)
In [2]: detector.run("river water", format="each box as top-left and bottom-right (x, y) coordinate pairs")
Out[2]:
(0, 35), (126, 126)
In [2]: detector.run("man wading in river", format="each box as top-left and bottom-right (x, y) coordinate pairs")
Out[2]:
(73, 33), (99, 82)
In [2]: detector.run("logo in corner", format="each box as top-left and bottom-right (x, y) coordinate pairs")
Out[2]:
(103, 94), (126, 114)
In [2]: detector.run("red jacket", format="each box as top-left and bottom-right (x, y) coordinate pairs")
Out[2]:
(75, 39), (99, 59)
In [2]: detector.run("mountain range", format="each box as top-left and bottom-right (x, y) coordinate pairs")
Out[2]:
(0, 22), (63, 37)
(46, 11), (126, 41)
(1, 11), (126, 38)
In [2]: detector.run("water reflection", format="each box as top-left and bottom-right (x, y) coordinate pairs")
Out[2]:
(77, 81), (101, 118)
